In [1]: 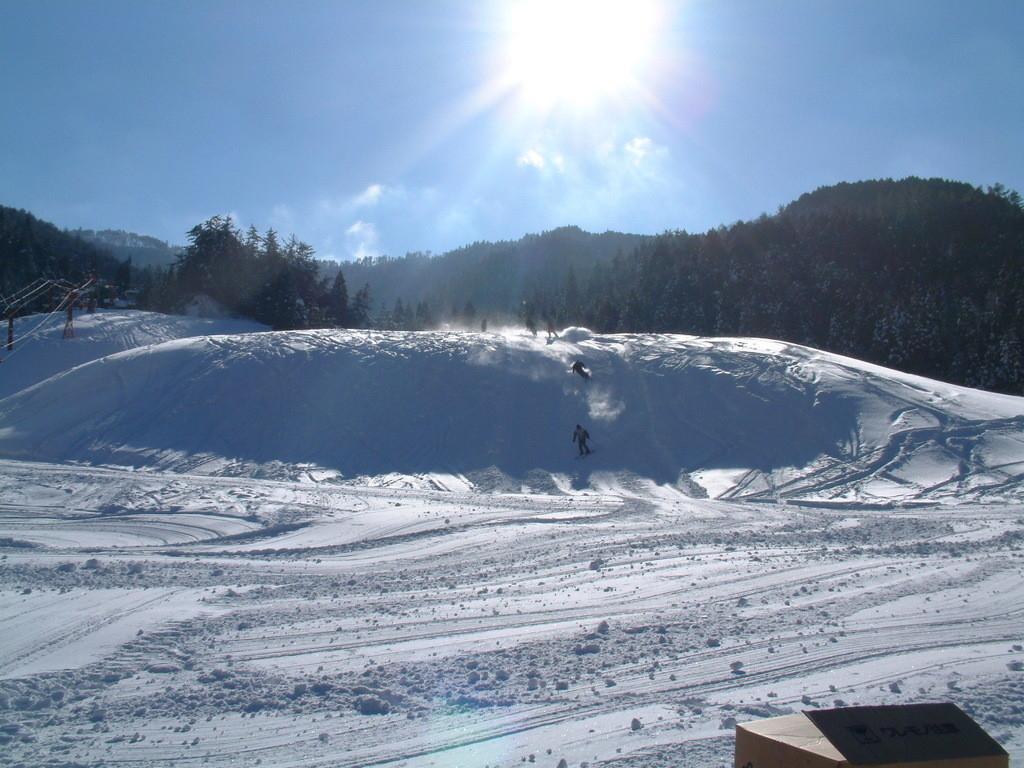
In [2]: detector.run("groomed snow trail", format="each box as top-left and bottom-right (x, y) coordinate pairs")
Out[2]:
(1, 463), (1021, 767)
(0, 313), (1021, 767)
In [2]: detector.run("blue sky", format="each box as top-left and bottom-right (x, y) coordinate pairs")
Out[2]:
(1, 0), (1022, 262)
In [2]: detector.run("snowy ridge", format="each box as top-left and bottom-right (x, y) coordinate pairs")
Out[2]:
(0, 309), (266, 400)
(0, 320), (1022, 504)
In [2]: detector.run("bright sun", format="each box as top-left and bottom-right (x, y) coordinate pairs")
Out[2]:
(501, 0), (662, 112)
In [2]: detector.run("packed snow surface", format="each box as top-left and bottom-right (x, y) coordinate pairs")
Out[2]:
(0, 309), (266, 401)
(0, 311), (1022, 767)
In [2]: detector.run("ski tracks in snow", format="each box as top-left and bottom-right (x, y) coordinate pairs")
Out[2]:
(0, 462), (1022, 767)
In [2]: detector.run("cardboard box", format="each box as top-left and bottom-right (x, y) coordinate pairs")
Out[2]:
(735, 703), (1009, 768)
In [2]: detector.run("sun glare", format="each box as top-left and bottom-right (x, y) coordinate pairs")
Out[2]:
(501, 0), (661, 112)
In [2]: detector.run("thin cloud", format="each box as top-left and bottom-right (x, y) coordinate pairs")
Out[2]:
(510, 132), (685, 236)
(624, 136), (653, 163)
(259, 183), (452, 261)
(517, 149), (546, 170)
(517, 147), (569, 176)
(353, 183), (386, 207)
(345, 219), (380, 260)
(623, 136), (666, 166)
(311, 183), (391, 221)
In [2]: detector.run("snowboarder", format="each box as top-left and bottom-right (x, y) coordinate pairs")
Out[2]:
(572, 424), (592, 456)
(570, 360), (590, 380)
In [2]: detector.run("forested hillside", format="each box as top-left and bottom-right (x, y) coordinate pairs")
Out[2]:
(578, 179), (1024, 393)
(4, 178), (1022, 392)
(0, 206), (125, 302)
(330, 226), (648, 323)
(343, 178), (1023, 393)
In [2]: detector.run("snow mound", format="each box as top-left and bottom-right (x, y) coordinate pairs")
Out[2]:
(0, 324), (1022, 503)
(560, 326), (595, 343)
(0, 309), (267, 400)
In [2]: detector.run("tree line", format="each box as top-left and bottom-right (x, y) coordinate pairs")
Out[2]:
(566, 179), (1024, 394)
(138, 216), (370, 330)
(341, 178), (1024, 394)
(2, 177), (1022, 393)
(0, 206), (125, 304)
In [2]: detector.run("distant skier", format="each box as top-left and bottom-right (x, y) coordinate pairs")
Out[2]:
(572, 424), (592, 456)
(526, 318), (537, 337)
(570, 360), (590, 380)
(546, 319), (559, 341)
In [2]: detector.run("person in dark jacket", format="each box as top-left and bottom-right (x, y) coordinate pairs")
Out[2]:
(572, 424), (592, 456)
(570, 360), (590, 380)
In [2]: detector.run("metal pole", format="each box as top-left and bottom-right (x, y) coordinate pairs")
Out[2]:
(63, 291), (76, 339)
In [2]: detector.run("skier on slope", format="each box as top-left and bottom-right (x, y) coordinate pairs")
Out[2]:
(570, 360), (590, 380)
(572, 424), (592, 456)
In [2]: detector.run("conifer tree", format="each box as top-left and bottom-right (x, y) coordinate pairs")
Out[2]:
(329, 270), (350, 327)
(350, 284), (371, 328)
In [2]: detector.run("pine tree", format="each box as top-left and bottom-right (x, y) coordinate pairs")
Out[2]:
(392, 298), (408, 330)
(329, 270), (350, 327)
(244, 225), (262, 253)
(415, 300), (434, 330)
(350, 284), (371, 328)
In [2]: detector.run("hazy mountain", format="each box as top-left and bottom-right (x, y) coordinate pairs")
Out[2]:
(71, 228), (182, 268)
(327, 225), (651, 317)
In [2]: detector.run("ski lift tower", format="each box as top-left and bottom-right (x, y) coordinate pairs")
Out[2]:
(62, 290), (79, 339)
(62, 277), (94, 340)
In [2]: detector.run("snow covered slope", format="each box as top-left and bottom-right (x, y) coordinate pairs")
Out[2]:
(1, 322), (1021, 504)
(2, 313), (1023, 767)
(0, 309), (266, 400)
